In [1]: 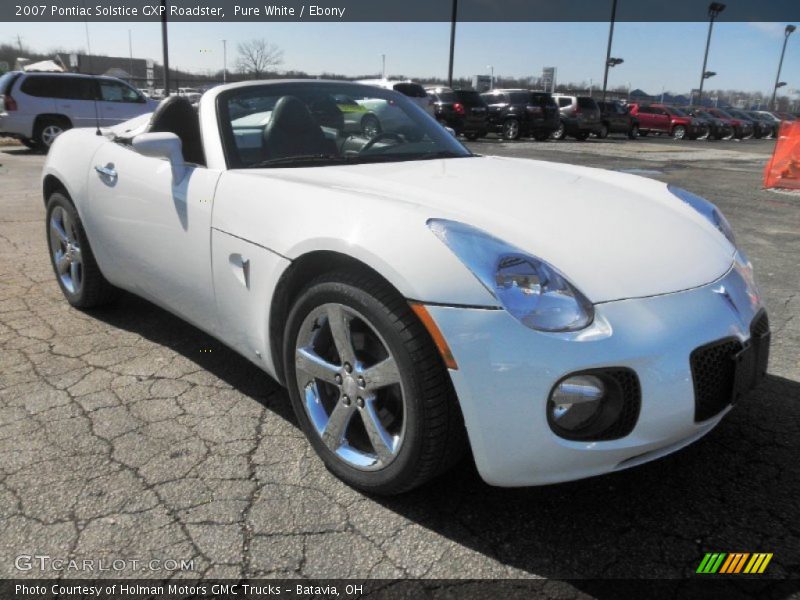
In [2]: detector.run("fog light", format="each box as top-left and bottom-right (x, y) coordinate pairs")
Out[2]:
(548, 375), (605, 432)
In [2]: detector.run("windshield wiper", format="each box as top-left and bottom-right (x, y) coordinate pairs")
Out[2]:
(250, 154), (347, 168)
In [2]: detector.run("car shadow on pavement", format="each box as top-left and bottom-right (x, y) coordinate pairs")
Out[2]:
(87, 291), (799, 581)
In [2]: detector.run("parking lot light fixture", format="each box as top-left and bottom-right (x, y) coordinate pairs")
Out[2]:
(486, 65), (494, 90)
(770, 24), (796, 110)
(698, 2), (725, 105)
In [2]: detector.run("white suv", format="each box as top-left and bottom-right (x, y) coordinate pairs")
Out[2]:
(355, 79), (435, 117)
(0, 71), (158, 150)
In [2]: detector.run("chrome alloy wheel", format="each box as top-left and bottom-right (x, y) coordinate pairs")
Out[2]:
(48, 206), (82, 294)
(41, 124), (64, 147)
(294, 303), (406, 470)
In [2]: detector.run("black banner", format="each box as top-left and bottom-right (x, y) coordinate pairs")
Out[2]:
(3, 579), (800, 600)
(3, 0), (800, 23)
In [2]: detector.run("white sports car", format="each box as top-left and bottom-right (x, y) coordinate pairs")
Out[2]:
(42, 80), (770, 494)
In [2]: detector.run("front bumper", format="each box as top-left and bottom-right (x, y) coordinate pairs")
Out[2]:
(426, 259), (766, 487)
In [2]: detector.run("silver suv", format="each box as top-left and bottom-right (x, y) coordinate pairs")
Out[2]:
(551, 94), (603, 140)
(0, 71), (158, 150)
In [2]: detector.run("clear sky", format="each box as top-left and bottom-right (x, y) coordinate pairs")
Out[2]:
(2, 21), (799, 96)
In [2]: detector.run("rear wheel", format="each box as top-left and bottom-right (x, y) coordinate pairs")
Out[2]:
(34, 117), (70, 151)
(502, 118), (520, 140)
(672, 125), (686, 140)
(46, 192), (118, 308)
(284, 271), (466, 495)
(550, 121), (566, 140)
(597, 123), (609, 139)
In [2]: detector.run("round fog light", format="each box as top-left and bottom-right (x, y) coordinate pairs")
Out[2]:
(548, 375), (605, 432)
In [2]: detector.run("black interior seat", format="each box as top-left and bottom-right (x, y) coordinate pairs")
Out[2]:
(147, 96), (205, 166)
(262, 95), (336, 161)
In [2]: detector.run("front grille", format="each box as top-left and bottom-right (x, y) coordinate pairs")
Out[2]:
(691, 338), (742, 422)
(596, 369), (641, 440)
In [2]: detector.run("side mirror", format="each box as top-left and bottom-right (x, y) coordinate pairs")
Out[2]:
(132, 132), (187, 184)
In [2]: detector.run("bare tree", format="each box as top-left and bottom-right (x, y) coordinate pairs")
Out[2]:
(236, 39), (283, 79)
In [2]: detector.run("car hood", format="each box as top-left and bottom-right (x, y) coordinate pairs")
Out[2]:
(252, 155), (735, 304)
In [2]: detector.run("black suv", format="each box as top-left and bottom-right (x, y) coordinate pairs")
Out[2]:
(597, 100), (639, 139)
(426, 87), (489, 140)
(480, 89), (560, 141)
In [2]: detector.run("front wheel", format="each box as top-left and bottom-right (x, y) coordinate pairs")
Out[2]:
(283, 271), (466, 495)
(34, 117), (70, 151)
(46, 192), (119, 308)
(550, 121), (566, 140)
(672, 125), (686, 140)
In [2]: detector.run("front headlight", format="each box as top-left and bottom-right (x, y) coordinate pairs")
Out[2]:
(427, 219), (594, 332)
(668, 184), (736, 246)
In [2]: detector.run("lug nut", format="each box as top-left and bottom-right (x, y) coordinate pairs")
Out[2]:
(356, 397), (364, 408)
(344, 362), (352, 373)
(342, 395), (351, 406)
(357, 377), (365, 388)
(334, 374), (342, 384)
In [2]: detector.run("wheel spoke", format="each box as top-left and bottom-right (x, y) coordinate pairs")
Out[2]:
(322, 401), (355, 451)
(360, 400), (394, 463)
(326, 304), (356, 366)
(70, 261), (80, 289)
(295, 347), (340, 384)
(55, 252), (70, 274)
(50, 218), (68, 245)
(362, 356), (400, 391)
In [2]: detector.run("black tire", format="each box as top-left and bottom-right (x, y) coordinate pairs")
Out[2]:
(46, 192), (119, 309)
(283, 270), (467, 495)
(464, 132), (479, 141)
(34, 116), (71, 151)
(627, 125), (639, 139)
(361, 114), (381, 137)
(550, 121), (566, 140)
(502, 118), (520, 140)
(597, 123), (609, 139)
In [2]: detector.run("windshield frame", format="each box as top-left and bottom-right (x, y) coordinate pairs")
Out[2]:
(216, 81), (472, 170)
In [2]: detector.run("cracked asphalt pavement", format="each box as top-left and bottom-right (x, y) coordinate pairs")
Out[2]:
(0, 135), (798, 582)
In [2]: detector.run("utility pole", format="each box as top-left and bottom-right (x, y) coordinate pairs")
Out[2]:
(381, 54), (385, 79)
(770, 25), (796, 111)
(16, 34), (23, 53)
(601, 0), (618, 103)
(161, 0), (170, 94)
(698, 2), (725, 105)
(447, 0), (457, 87)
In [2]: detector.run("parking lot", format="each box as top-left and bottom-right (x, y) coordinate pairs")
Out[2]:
(0, 135), (798, 582)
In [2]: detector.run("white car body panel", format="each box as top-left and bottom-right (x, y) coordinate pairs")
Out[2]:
(40, 80), (765, 487)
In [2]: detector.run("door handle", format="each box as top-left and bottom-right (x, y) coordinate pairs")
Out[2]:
(94, 164), (117, 182)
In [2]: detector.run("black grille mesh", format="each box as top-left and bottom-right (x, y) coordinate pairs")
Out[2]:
(691, 339), (741, 422)
(752, 312), (770, 337)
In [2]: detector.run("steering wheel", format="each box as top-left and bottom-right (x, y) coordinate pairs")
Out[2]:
(360, 132), (405, 153)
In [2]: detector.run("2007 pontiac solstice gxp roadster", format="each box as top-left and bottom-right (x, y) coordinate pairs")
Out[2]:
(42, 80), (770, 494)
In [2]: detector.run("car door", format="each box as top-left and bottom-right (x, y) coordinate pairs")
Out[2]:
(97, 79), (151, 125)
(85, 141), (222, 332)
(650, 107), (671, 133)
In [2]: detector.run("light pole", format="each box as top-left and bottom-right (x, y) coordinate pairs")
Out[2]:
(698, 2), (725, 105)
(770, 25), (796, 110)
(221, 39), (227, 83)
(128, 29), (133, 83)
(487, 65), (494, 90)
(447, 0), (458, 87)
(381, 54), (386, 79)
(601, 0), (618, 103)
(161, 0), (170, 94)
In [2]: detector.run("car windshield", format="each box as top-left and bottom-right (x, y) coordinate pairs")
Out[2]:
(667, 107), (688, 116)
(219, 82), (471, 169)
(713, 109), (734, 119)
